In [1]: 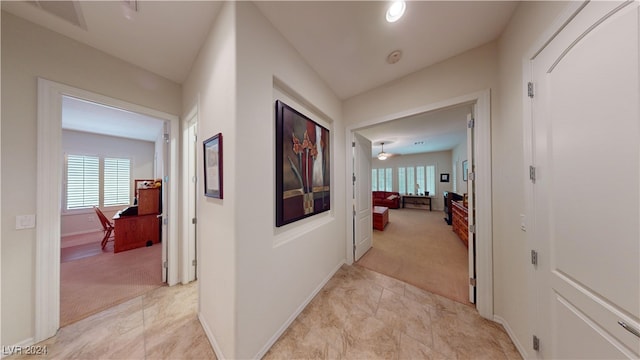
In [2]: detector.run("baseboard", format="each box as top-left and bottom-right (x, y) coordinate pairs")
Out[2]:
(1, 337), (35, 359)
(493, 315), (528, 360)
(61, 229), (102, 238)
(253, 260), (346, 359)
(198, 313), (226, 360)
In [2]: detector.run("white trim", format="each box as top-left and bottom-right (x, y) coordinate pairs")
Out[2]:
(35, 78), (180, 342)
(344, 89), (494, 319)
(181, 104), (198, 285)
(493, 315), (528, 360)
(521, 1), (586, 347)
(254, 261), (345, 359)
(198, 312), (226, 360)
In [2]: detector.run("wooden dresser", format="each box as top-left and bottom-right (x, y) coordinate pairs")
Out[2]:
(451, 201), (468, 247)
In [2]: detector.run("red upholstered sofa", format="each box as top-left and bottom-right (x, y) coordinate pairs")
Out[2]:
(372, 191), (400, 209)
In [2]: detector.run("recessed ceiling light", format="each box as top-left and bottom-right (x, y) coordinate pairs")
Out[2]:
(386, 1), (406, 23)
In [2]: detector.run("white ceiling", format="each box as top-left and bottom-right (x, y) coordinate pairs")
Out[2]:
(357, 103), (472, 158)
(255, 1), (517, 99)
(62, 96), (164, 142)
(2, 1), (517, 148)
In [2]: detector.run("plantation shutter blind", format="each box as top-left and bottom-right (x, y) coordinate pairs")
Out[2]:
(103, 157), (131, 207)
(66, 155), (99, 209)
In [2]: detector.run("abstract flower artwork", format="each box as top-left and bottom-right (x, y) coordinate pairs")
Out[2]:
(275, 100), (330, 227)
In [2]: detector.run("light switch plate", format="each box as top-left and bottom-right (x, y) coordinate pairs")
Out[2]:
(16, 215), (36, 230)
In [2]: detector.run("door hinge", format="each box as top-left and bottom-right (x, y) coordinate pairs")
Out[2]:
(164, 132), (170, 142)
(469, 224), (476, 233)
(467, 119), (475, 128)
(468, 172), (476, 181)
(352, 174), (356, 184)
(469, 278), (477, 286)
(531, 250), (538, 266)
(192, 175), (197, 183)
(193, 134), (197, 142)
(163, 261), (168, 269)
(192, 259), (197, 266)
(528, 82), (534, 98)
(352, 141), (356, 147)
(533, 335), (540, 351)
(163, 218), (168, 225)
(192, 217), (197, 224)
(529, 166), (536, 183)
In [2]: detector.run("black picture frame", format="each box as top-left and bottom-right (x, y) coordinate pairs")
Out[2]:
(462, 160), (468, 182)
(203, 133), (223, 198)
(275, 100), (330, 227)
(440, 173), (450, 182)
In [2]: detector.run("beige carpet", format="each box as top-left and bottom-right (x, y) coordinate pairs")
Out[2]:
(357, 208), (471, 305)
(61, 243), (163, 326)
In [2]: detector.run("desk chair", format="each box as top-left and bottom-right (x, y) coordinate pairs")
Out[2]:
(94, 207), (115, 249)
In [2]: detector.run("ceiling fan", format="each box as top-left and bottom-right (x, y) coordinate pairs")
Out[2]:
(377, 142), (392, 160)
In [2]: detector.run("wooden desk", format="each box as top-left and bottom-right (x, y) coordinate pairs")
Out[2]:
(402, 195), (433, 211)
(113, 213), (160, 253)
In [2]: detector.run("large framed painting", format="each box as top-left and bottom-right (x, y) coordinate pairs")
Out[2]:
(275, 100), (330, 227)
(203, 133), (223, 198)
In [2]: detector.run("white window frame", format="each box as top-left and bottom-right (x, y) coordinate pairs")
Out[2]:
(63, 152), (133, 213)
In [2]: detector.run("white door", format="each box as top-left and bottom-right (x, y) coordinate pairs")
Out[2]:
(161, 122), (169, 283)
(466, 112), (476, 304)
(182, 117), (198, 283)
(531, 1), (639, 358)
(353, 132), (372, 261)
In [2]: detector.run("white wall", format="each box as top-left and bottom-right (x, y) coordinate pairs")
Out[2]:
(1, 11), (181, 347)
(371, 151), (452, 210)
(235, 5), (345, 357)
(493, 1), (569, 356)
(451, 140), (467, 195)
(60, 130), (155, 236)
(182, 2), (237, 357)
(183, 2), (346, 358)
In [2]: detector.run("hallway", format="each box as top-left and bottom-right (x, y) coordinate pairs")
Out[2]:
(8, 265), (520, 359)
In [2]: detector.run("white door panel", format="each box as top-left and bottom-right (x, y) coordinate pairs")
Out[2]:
(466, 112), (476, 304)
(353, 132), (372, 261)
(532, 1), (639, 358)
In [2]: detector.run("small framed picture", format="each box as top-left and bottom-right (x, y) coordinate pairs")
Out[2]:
(203, 133), (223, 198)
(440, 173), (450, 182)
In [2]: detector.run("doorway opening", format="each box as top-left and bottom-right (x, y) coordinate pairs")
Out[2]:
(35, 78), (180, 342)
(58, 95), (167, 326)
(346, 90), (493, 319)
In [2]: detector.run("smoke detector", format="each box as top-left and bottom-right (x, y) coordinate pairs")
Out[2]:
(387, 50), (402, 64)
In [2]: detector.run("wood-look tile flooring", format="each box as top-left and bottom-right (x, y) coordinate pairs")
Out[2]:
(9, 265), (521, 359)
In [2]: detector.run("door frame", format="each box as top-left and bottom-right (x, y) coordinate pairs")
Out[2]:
(344, 89), (493, 319)
(35, 78), (180, 342)
(181, 105), (198, 284)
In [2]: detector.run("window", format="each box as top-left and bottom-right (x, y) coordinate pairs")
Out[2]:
(66, 155), (99, 209)
(65, 154), (131, 210)
(384, 168), (393, 191)
(372, 168), (392, 191)
(372, 169), (378, 191)
(397, 165), (436, 196)
(426, 165), (435, 196)
(398, 167), (406, 194)
(103, 158), (131, 206)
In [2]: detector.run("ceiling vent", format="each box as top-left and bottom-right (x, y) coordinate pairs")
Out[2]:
(28, 1), (87, 30)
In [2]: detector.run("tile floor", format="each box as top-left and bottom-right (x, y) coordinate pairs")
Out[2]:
(8, 264), (521, 359)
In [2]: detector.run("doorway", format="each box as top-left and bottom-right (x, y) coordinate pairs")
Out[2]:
(346, 90), (493, 319)
(35, 79), (180, 342)
(58, 95), (166, 326)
